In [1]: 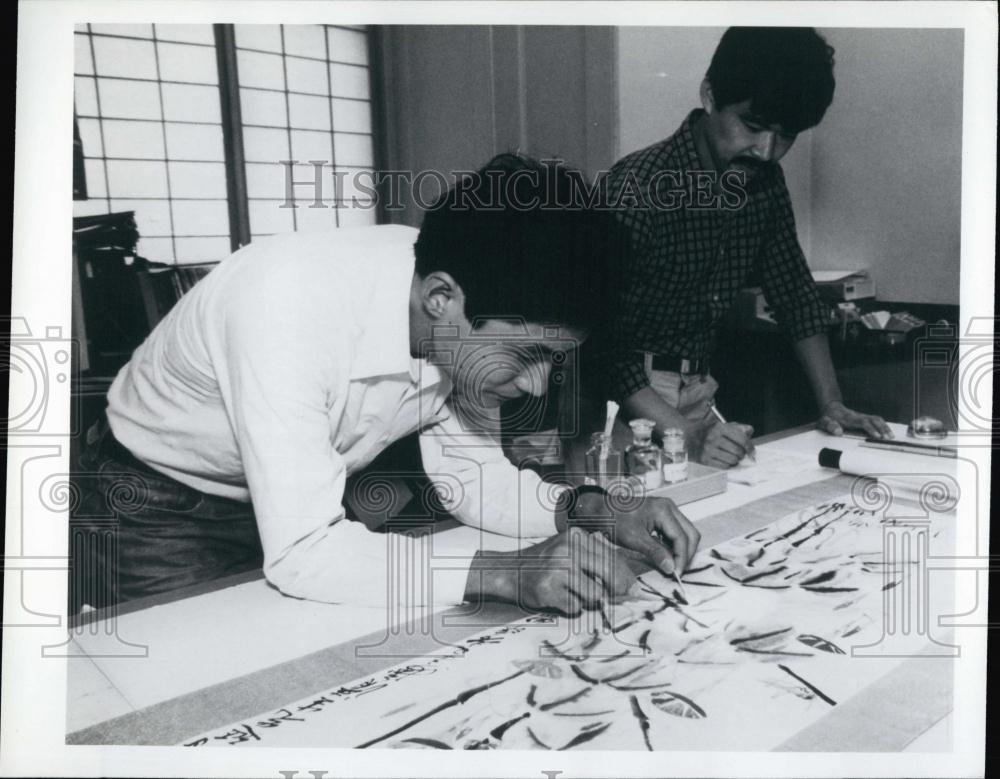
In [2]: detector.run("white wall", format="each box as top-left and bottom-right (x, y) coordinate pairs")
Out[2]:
(808, 28), (963, 303)
(616, 27), (814, 257)
(378, 26), (617, 226)
(616, 26), (963, 304)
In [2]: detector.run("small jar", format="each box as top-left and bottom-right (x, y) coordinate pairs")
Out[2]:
(661, 428), (688, 483)
(625, 418), (664, 490)
(584, 432), (623, 489)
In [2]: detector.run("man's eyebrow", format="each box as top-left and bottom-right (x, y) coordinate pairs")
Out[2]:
(741, 112), (795, 134)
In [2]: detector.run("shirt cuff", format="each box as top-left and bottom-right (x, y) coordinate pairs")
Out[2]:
(432, 565), (473, 606)
(779, 297), (834, 341)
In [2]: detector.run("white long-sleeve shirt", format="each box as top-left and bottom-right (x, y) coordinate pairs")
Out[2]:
(107, 225), (561, 607)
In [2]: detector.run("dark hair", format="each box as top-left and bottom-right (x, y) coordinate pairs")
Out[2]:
(707, 27), (836, 133)
(414, 153), (626, 331)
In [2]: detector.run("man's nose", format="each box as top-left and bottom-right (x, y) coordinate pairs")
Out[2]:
(752, 131), (776, 161)
(513, 361), (551, 397)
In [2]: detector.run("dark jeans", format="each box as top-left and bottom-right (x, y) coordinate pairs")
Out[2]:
(69, 415), (263, 612)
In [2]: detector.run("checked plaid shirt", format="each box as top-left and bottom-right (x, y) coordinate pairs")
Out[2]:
(604, 110), (832, 401)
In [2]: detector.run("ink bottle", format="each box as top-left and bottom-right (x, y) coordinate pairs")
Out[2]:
(584, 432), (623, 489)
(625, 418), (664, 490)
(661, 428), (688, 483)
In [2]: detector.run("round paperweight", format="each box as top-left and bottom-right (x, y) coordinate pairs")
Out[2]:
(907, 415), (948, 439)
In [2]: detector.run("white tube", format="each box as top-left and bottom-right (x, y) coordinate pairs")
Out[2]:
(819, 446), (957, 503)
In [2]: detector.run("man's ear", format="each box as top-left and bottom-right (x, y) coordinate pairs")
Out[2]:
(419, 271), (464, 321)
(700, 79), (715, 114)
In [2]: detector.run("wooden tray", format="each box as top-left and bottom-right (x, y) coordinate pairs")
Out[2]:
(648, 461), (728, 505)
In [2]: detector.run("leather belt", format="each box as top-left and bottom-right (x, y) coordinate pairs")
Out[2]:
(648, 353), (709, 375)
(87, 414), (250, 511)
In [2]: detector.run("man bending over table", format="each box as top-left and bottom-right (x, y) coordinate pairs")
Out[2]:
(71, 154), (701, 616)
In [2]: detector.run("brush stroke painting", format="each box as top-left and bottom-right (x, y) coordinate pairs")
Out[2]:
(182, 496), (954, 750)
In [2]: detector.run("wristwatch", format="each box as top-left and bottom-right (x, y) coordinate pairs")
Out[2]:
(555, 484), (615, 530)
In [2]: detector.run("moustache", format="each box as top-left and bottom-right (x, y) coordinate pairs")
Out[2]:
(731, 157), (767, 171)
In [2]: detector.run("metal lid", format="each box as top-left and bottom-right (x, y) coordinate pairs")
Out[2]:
(628, 418), (655, 436)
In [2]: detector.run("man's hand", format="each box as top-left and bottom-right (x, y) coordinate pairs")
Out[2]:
(562, 491), (701, 579)
(463, 527), (637, 615)
(610, 495), (701, 577)
(793, 334), (892, 440)
(687, 418), (755, 468)
(818, 400), (893, 439)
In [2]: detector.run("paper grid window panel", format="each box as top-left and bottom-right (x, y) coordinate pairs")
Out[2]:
(291, 130), (335, 163)
(239, 88), (287, 126)
(283, 25), (327, 59)
(74, 24), (233, 264)
(294, 204), (341, 232)
(234, 24), (283, 54)
(73, 200), (113, 218)
(235, 24), (375, 236)
(333, 133), (374, 168)
(161, 83), (222, 123)
(83, 160), (107, 199)
(136, 237), (176, 261)
(288, 94), (333, 132)
(285, 57), (329, 96)
(92, 36), (159, 79)
(245, 163), (291, 201)
(168, 162), (228, 199)
(332, 99), (372, 134)
(326, 27), (369, 65)
(110, 199), (172, 237)
(236, 50), (286, 90)
(102, 120), (166, 159)
(155, 25), (215, 46)
(174, 237), (234, 262)
(243, 127), (291, 162)
(165, 124), (226, 162)
(329, 63), (369, 100)
(90, 23), (154, 39)
(248, 200), (297, 235)
(97, 78), (163, 120)
(283, 163), (336, 205)
(335, 204), (378, 228)
(76, 118), (104, 157)
(74, 23), (377, 253)
(105, 160), (169, 198)
(75, 77), (99, 115)
(171, 200), (231, 235)
(157, 42), (220, 85)
(74, 36), (95, 75)
(335, 167), (376, 204)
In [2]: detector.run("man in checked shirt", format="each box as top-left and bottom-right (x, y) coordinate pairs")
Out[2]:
(603, 27), (892, 468)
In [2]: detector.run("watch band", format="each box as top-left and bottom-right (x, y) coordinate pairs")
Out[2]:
(555, 484), (615, 529)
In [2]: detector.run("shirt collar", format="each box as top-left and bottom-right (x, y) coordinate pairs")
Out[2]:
(345, 237), (452, 400)
(676, 109), (707, 171)
(348, 242), (423, 383)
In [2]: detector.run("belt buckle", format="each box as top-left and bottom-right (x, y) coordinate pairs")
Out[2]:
(87, 416), (109, 447)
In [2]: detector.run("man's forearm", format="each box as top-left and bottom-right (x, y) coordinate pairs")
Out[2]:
(792, 332), (843, 412)
(793, 332), (893, 438)
(622, 386), (693, 436)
